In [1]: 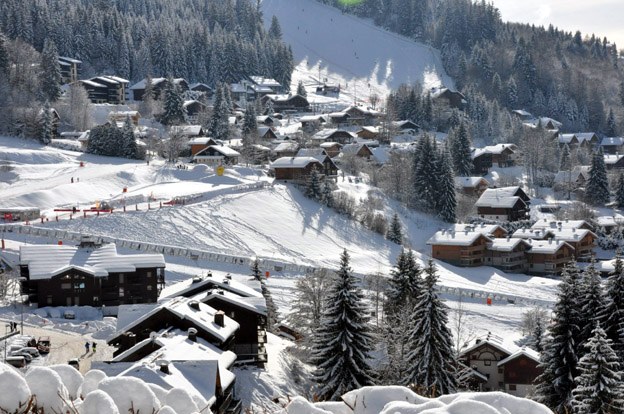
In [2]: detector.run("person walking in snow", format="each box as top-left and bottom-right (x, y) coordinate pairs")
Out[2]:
(71, 177), (74, 183)
(85, 342), (90, 353)
(92, 342), (96, 353)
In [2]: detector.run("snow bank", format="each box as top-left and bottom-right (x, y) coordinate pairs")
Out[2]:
(165, 388), (199, 414)
(0, 365), (31, 411)
(49, 364), (84, 399)
(80, 369), (107, 396)
(80, 389), (120, 414)
(275, 387), (553, 414)
(98, 376), (161, 414)
(25, 366), (70, 412)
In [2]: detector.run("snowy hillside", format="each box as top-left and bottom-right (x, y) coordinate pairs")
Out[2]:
(261, 0), (454, 108)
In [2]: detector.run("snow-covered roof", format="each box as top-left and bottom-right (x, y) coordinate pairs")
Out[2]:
(274, 142), (299, 152)
(482, 144), (516, 155)
(576, 132), (598, 143)
(343, 105), (380, 116)
(460, 335), (512, 358)
(270, 157), (323, 169)
(487, 238), (531, 252)
(170, 125), (203, 136)
(511, 229), (554, 240)
(189, 82), (212, 90)
(601, 137), (624, 146)
(426, 230), (492, 246)
(498, 347), (540, 366)
(531, 219), (591, 231)
(264, 94), (304, 102)
(523, 117), (562, 129)
(558, 134), (577, 144)
(512, 109), (532, 117)
(19, 243), (165, 280)
(81, 79), (105, 88)
(320, 141), (342, 148)
(604, 154), (624, 165)
(94, 75), (129, 85)
(476, 193), (525, 209)
(297, 148), (327, 157)
(554, 170), (587, 183)
(109, 111), (139, 118)
(199, 291), (267, 316)
(596, 215), (624, 228)
(300, 115), (325, 123)
(548, 228), (596, 243)
(450, 223), (506, 237)
(59, 56), (82, 64)
(160, 273), (262, 301)
(183, 99), (206, 108)
(341, 143), (371, 155)
(455, 176), (489, 188)
(249, 76), (281, 88)
(188, 137), (214, 146)
(205, 145), (240, 157)
(311, 128), (355, 140)
(129, 77), (185, 90)
(526, 239), (573, 254)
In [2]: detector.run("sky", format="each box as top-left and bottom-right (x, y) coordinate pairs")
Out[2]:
(491, 0), (624, 50)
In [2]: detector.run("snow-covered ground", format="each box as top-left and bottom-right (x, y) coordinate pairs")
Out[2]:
(261, 0), (453, 108)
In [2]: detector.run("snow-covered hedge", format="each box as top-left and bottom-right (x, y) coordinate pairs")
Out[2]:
(0, 363), (204, 414)
(275, 386), (553, 414)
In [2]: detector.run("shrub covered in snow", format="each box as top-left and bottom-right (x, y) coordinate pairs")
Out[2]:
(275, 386), (554, 414)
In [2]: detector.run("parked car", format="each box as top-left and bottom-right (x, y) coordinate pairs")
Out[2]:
(11, 350), (33, 362)
(5, 356), (26, 368)
(37, 336), (51, 354)
(68, 359), (80, 370)
(64, 310), (76, 320)
(13, 347), (40, 358)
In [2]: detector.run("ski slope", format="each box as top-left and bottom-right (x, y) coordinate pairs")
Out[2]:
(261, 0), (454, 108)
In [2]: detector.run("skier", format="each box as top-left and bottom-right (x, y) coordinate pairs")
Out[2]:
(85, 342), (90, 353)
(71, 177), (74, 183)
(92, 342), (97, 353)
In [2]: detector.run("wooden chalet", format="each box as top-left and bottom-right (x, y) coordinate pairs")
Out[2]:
(80, 76), (129, 104)
(511, 109), (533, 121)
(541, 228), (596, 262)
(605, 154), (624, 170)
(357, 126), (379, 140)
(471, 150), (492, 175)
(19, 240), (165, 309)
(601, 137), (624, 154)
(393, 120), (420, 134)
(485, 238), (531, 273)
(523, 117), (562, 131)
(427, 230), (492, 267)
(553, 170), (588, 190)
(475, 187), (530, 222)
(109, 110), (141, 126)
(319, 142), (342, 157)
(129, 77), (189, 101)
(257, 115), (276, 127)
(300, 114), (327, 129)
(451, 223), (509, 239)
(455, 176), (490, 196)
(193, 145), (240, 165)
(184, 100), (209, 123)
(341, 143), (374, 160)
(328, 112), (351, 126)
(58, 57), (81, 84)
(189, 82), (214, 96)
(249, 76), (282, 94)
(525, 239), (575, 275)
(459, 335), (541, 397)
(531, 219), (593, 232)
(575, 132), (600, 149)
(316, 83), (340, 95)
(296, 149), (339, 177)
(258, 127), (278, 141)
(311, 129), (356, 145)
(342, 105), (380, 126)
(430, 87), (466, 110)
(273, 142), (299, 158)
(270, 157), (324, 182)
(260, 94), (309, 112)
(170, 125), (205, 138)
(558, 133), (579, 147)
(189, 137), (218, 156)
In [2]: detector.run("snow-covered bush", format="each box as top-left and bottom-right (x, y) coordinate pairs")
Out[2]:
(25, 366), (70, 412)
(98, 377), (160, 414)
(0, 364), (31, 412)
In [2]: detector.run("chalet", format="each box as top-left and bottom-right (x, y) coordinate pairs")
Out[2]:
(273, 142), (299, 158)
(342, 105), (381, 126)
(311, 129), (356, 145)
(600, 137), (624, 154)
(526, 239), (575, 275)
(393, 120), (420, 135)
(328, 111), (351, 126)
(230, 80), (258, 102)
(450, 223), (508, 239)
(270, 157), (324, 182)
(170, 125), (205, 138)
(260, 94), (309, 112)
(455, 176), (490, 196)
(19, 240), (165, 309)
(426, 230), (492, 267)
(258, 127), (278, 141)
(558, 133), (579, 147)
(249, 76), (282, 94)
(483, 144), (519, 167)
(475, 187), (530, 222)
(257, 115), (276, 127)
(553, 170), (588, 190)
(471, 150), (493, 175)
(58, 57), (81, 84)
(459, 334), (541, 397)
(575, 132), (600, 149)
(511, 229), (555, 241)
(193, 145), (240, 165)
(595, 216), (624, 234)
(184, 100), (209, 123)
(522, 117), (562, 131)
(319, 142), (342, 157)
(300, 114), (327, 128)
(80, 76), (129, 104)
(430, 87), (466, 111)
(316, 83), (340, 95)
(357, 126), (379, 140)
(188, 137), (218, 156)
(109, 110), (140, 126)
(341, 143), (374, 160)
(129, 77), (189, 101)
(531, 219), (593, 232)
(296, 148), (339, 177)
(548, 228), (597, 261)
(511, 109), (533, 121)
(189, 82), (213, 96)
(605, 154), (624, 170)
(485, 238), (531, 273)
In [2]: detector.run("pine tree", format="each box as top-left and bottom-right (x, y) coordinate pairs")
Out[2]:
(39, 102), (54, 144)
(305, 166), (323, 201)
(620, 81), (624, 107)
(533, 318), (545, 353)
(40, 38), (62, 102)
(268, 16), (283, 40)
(412, 133), (437, 211)
(560, 143), (572, 171)
(386, 212), (403, 245)
(578, 261), (606, 352)
(209, 84), (230, 140)
(586, 147), (610, 205)
(311, 250), (375, 400)
(121, 117), (138, 159)
(607, 108), (618, 137)
(450, 121), (473, 177)
(161, 76), (185, 126)
(264, 98), (274, 116)
(506, 77), (518, 108)
(617, 174), (624, 210)
(241, 104), (258, 139)
(296, 80), (307, 97)
(403, 259), (456, 396)
(261, 280), (279, 334)
(386, 249), (421, 313)
(571, 324), (624, 414)
(0, 31), (8, 74)
(250, 258), (263, 282)
(536, 263), (583, 412)
(142, 73), (155, 118)
(603, 253), (624, 360)
(322, 180), (333, 206)
(437, 149), (457, 223)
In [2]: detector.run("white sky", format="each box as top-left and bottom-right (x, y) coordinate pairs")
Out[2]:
(491, 0), (624, 50)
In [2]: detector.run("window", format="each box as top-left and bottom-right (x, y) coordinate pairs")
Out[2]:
(147, 285), (153, 291)
(61, 283), (71, 290)
(47, 296), (53, 305)
(509, 384), (517, 391)
(230, 311), (236, 318)
(146, 271), (152, 278)
(93, 296), (99, 303)
(74, 282), (85, 292)
(119, 274), (124, 283)
(484, 359), (491, 366)
(119, 287), (125, 297)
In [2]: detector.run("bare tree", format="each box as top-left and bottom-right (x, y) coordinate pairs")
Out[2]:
(362, 272), (388, 330)
(451, 296), (476, 356)
(165, 129), (188, 163)
(68, 83), (92, 131)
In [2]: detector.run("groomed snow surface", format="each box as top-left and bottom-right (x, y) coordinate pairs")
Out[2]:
(277, 386), (553, 414)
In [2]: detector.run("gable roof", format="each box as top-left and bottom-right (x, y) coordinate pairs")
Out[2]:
(274, 142), (299, 153)
(426, 231), (492, 247)
(531, 219), (591, 231)
(194, 145), (240, 158)
(476, 188), (527, 209)
(558, 134), (578, 145)
(297, 148), (328, 157)
(526, 239), (574, 254)
(497, 348), (540, 366)
(270, 157), (323, 169)
(487, 238), (531, 252)
(604, 154), (624, 165)
(511, 228), (554, 240)
(601, 137), (624, 146)
(455, 176), (489, 188)
(341, 143), (372, 155)
(170, 125), (203, 136)
(554, 170), (587, 184)
(450, 223), (507, 237)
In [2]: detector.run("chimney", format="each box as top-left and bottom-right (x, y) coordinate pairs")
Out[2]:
(188, 327), (198, 342)
(160, 362), (170, 374)
(192, 276), (202, 284)
(214, 311), (225, 328)
(188, 300), (200, 311)
(207, 271), (212, 278)
(225, 274), (232, 280)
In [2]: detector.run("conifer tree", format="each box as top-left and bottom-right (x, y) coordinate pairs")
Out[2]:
(39, 102), (54, 144)
(161, 76), (185, 126)
(607, 108), (618, 137)
(571, 324), (624, 414)
(142, 73), (155, 118)
(506, 77), (518, 108)
(121, 117), (137, 159)
(0, 31), (8, 74)
(261, 280), (279, 334)
(322, 180), (333, 206)
(560, 143), (571, 171)
(586, 147), (610, 205)
(403, 259), (457, 396)
(437, 149), (457, 223)
(617, 174), (624, 209)
(241, 104), (258, 139)
(40, 38), (62, 102)
(305, 166), (323, 201)
(264, 98), (274, 116)
(250, 258), (263, 282)
(450, 121), (473, 177)
(536, 262), (583, 412)
(386, 212), (403, 245)
(412, 133), (437, 211)
(296, 80), (307, 97)
(268, 16), (283, 40)
(603, 253), (624, 360)
(311, 250), (375, 400)
(386, 249), (421, 313)
(209, 84), (230, 140)
(578, 261), (606, 353)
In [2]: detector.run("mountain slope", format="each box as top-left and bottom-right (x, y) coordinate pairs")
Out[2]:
(261, 0), (454, 108)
